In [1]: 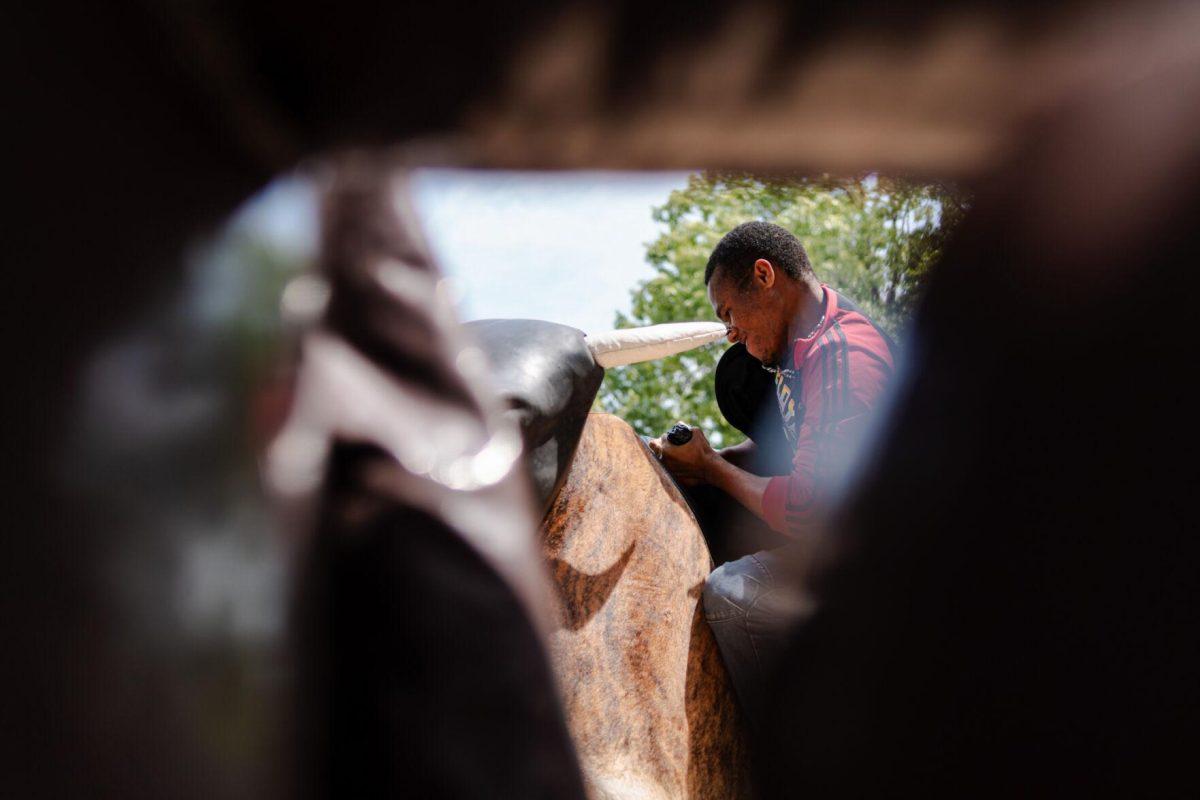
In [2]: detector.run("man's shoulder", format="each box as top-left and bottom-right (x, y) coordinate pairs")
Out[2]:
(794, 321), (850, 367)
(794, 293), (896, 412)
(828, 290), (897, 361)
(795, 299), (895, 375)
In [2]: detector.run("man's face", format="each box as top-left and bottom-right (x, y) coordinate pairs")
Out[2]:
(707, 261), (790, 365)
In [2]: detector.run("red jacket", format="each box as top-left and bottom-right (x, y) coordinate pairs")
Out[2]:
(760, 286), (895, 534)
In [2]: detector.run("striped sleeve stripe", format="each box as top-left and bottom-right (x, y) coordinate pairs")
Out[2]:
(833, 320), (850, 417)
(784, 326), (851, 516)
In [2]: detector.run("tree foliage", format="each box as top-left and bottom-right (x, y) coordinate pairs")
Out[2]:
(596, 172), (965, 447)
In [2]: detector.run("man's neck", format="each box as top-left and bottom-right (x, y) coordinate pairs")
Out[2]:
(785, 279), (826, 344)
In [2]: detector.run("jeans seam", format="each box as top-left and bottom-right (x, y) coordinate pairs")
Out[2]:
(749, 553), (775, 584)
(744, 586), (780, 675)
(704, 599), (744, 622)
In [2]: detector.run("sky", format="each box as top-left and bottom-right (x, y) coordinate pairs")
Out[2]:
(234, 169), (691, 335)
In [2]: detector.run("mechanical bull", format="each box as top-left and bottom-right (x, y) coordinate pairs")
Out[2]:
(467, 319), (751, 799)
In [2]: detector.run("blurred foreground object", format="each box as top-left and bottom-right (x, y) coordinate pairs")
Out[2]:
(280, 156), (585, 798)
(759, 47), (1200, 798)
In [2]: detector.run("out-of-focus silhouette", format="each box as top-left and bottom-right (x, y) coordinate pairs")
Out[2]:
(759, 63), (1200, 796)
(281, 158), (585, 798)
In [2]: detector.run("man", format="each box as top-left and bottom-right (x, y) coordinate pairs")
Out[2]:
(648, 220), (895, 733)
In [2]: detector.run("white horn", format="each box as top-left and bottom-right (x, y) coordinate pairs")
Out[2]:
(585, 322), (728, 368)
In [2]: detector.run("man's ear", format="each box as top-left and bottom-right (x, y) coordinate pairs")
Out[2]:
(754, 258), (776, 289)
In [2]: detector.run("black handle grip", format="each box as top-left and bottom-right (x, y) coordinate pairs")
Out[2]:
(666, 423), (693, 445)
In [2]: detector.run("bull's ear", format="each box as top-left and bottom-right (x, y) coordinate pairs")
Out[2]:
(585, 322), (727, 368)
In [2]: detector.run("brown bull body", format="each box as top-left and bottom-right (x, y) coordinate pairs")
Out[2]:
(542, 413), (749, 799)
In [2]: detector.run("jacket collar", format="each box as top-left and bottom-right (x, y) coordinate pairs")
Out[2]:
(791, 284), (838, 370)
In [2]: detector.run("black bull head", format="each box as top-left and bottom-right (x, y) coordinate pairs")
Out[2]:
(465, 320), (605, 515)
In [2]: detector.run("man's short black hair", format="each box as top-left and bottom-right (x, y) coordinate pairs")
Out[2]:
(704, 221), (812, 288)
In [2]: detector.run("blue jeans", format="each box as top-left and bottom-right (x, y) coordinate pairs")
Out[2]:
(703, 549), (809, 735)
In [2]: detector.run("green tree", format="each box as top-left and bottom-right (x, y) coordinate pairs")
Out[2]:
(597, 171), (965, 447)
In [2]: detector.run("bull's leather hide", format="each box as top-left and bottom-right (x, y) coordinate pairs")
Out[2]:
(542, 413), (750, 799)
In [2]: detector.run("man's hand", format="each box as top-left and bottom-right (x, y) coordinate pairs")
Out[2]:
(648, 421), (717, 486)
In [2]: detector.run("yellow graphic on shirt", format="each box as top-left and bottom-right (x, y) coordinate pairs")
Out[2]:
(775, 369), (799, 444)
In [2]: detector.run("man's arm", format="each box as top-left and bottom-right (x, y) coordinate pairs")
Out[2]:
(650, 427), (772, 521)
(716, 439), (758, 471)
(654, 411), (874, 536)
(703, 451), (771, 518)
(656, 321), (894, 535)
(758, 325), (894, 534)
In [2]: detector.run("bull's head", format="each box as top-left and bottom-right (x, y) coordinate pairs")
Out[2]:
(465, 319), (726, 516)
